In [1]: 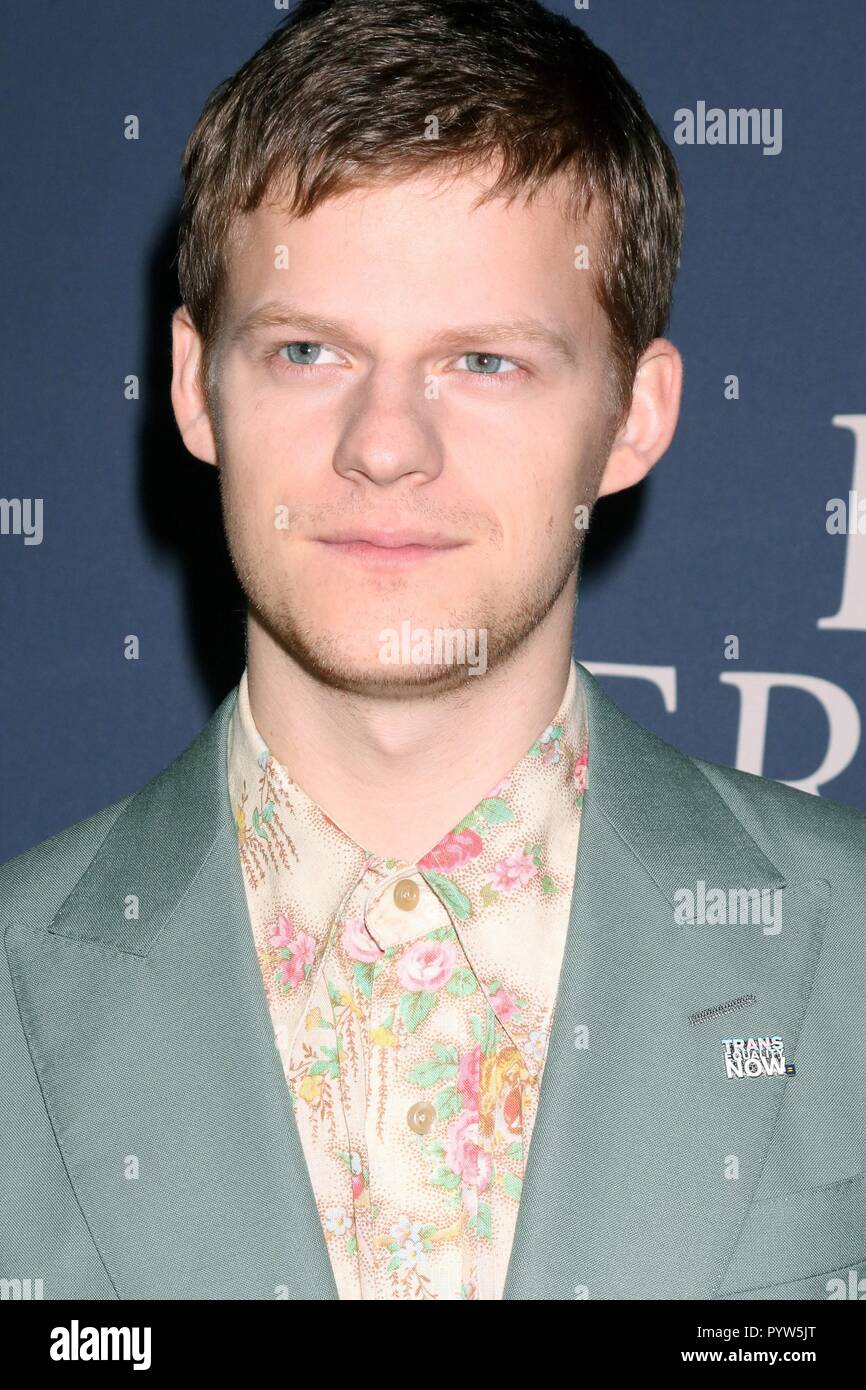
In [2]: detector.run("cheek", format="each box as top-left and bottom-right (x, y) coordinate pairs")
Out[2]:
(221, 409), (295, 512)
(512, 465), (589, 554)
(220, 454), (279, 561)
(506, 463), (566, 541)
(220, 366), (288, 456)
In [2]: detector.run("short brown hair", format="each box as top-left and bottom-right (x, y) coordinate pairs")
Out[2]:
(176, 0), (684, 427)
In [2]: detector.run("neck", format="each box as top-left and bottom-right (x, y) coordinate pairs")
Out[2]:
(245, 590), (577, 863)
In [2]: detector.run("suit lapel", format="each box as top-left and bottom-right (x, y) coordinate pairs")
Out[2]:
(503, 662), (829, 1299)
(5, 691), (338, 1299)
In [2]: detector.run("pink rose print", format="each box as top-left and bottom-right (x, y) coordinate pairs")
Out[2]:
(418, 828), (483, 873)
(573, 748), (588, 796)
(456, 1044), (482, 1108)
(445, 1111), (492, 1193)
(277, 954), (304, 987)
(341, 915), (385, 963)
(268, 913), (295, 950)
(396, 938), (459, 993)
(273, 924), (317, 988)
(487, 984), (518, 1022)
(292, 931), (317, 967)
(487, 775), (511, 798)
(486, 849), (538, 894)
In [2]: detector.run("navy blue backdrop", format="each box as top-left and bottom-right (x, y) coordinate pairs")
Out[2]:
(2, 0), (864, 864)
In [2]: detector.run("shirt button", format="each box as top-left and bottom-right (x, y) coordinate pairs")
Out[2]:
(406, 1101), (435, 1135)
(393, 878), (420, 911)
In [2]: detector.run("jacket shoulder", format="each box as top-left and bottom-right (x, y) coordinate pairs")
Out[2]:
(0, 687), (238, 938)
(691, 753), (866, 876)
(0, 797), (133, 933)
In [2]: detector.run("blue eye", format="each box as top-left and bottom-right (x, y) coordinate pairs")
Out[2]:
(459, 352), (518, 375)
(279, 342), (337, 365)
(284, 342), (318, 364)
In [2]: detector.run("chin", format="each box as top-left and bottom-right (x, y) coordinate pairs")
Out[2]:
(297, 645), (490, 698)
(254, 601), (495, 696)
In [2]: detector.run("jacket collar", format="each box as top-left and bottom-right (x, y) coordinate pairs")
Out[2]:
(5, 662), (828, 1299)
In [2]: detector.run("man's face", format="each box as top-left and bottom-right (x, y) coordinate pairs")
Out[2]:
(208, 169), (619, 695)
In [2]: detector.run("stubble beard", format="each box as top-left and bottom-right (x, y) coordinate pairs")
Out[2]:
(218, 471), (589, 701)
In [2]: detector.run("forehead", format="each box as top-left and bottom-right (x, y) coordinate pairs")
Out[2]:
(222, 168), (607, 344)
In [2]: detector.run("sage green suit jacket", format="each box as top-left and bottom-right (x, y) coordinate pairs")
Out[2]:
(2, 662), (865, 1300)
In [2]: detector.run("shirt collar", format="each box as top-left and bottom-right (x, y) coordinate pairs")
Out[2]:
(227, 661), (588, 1066)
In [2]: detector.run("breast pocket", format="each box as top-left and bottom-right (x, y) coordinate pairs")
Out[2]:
(717, 1171), (866, 1299)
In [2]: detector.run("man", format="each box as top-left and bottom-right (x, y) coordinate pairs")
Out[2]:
(2, 0), (864, 1302)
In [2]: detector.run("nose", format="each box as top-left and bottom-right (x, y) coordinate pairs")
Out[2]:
(330, 370), (445, 487)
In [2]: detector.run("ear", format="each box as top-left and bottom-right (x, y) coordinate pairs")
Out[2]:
(170, 305), (218, 466)
(596, 338), (683, 498)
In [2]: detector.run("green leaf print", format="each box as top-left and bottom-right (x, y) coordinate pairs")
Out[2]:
(353, 961), (375, 1000)
(454, 798), (513, 836)
(262, 800), (275, 823)
(502, 1173), (523, 1201)
(446, 967), (477, 996)
(251, 807), (268, 841)
(505, 1141), (524, 1161)
(408, 1056), (447, 1089)
(426, 924), (457, 942)
(477, 797), (514, 826)
(398, 990), (437, 1033)
(471, 1006), (498, 1054)
(473, 1202), (493, 1238)
(408, 1055), (453, 1087)
(423, 871), (471, 920)
(308, 1042), (342, 1079)
(435, 1085), (462, 1120)
(308, 1059), (340, 1079)
(429, 1167), (461, 1191)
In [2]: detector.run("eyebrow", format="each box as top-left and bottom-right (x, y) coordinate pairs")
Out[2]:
(229, 300), (581, 366)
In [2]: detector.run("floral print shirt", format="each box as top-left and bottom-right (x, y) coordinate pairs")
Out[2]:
(227, 661), (588, 1300)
